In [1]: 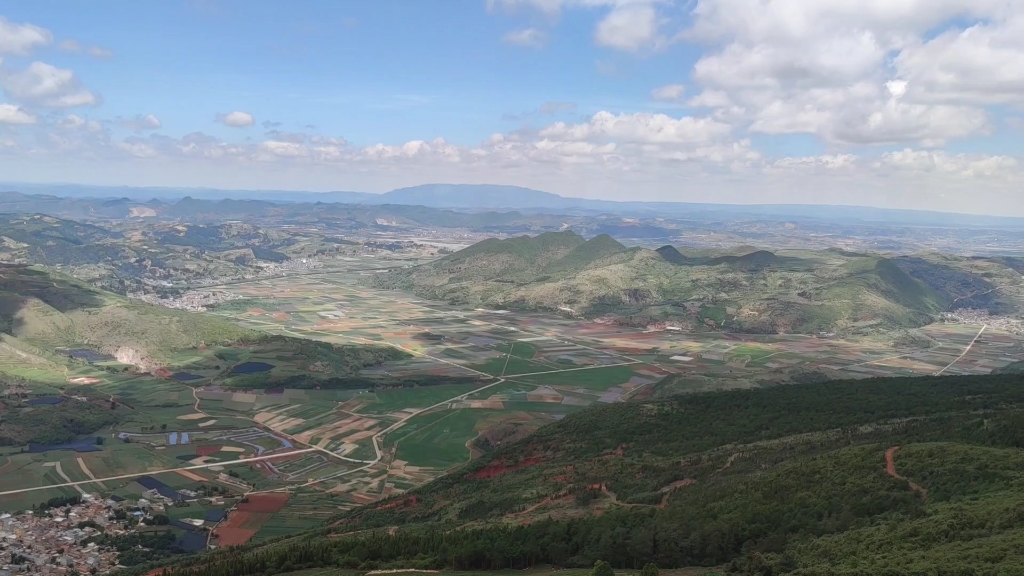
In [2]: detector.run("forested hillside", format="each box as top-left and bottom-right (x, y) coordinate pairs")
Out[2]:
(373, 231), (1024, 334)
(152, 372), (1024, 576)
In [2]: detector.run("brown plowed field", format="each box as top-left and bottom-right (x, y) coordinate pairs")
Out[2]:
(237, 492), (289, 513)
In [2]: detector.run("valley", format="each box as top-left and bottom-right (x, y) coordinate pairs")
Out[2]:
(3, 253), (1022, 556)
(3, 194), (1024, 574)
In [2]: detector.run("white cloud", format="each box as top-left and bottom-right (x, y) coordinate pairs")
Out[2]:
(0, 61), (98, 108)
(679, 0), (1015, 145)
(88, 46), (113, 58)
(893, 15), (1024, 105)
(259, 140), (309, 158)
(594, 4), (661, 51)
(363, 138), (462, 163)
(216, 111), (254, 127)
(492, 0), (670, 52)
(309, 134), (347, 146)
(881, 149), (1019, 177)
(539, 110), (732, 144)
(0, 103), (35, 124)
(57, 115), (104, 132)
(0, 17), (52, 55)
(116, 140), (158, 158)
(59, 39), (115, 58)
(503, 28), (547, 48)
(766, 154), (857, 174)
(58, 39), (82, 53)
(487, 0), (566, 16)
(651, 84), (685, 101)
(119, 114), (161, 131)
(7, 116), (1024, 215)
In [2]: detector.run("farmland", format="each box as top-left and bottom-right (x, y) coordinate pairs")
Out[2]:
(3, 254), (1024, 547)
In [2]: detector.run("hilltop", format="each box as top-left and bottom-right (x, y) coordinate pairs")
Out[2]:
(373, 232), (1024, 335)
(152, 372), (1024, 576)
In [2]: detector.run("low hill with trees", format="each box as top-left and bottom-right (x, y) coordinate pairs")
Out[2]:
(149, 372), (1024, 576)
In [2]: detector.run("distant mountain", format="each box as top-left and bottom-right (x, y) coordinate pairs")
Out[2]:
(373, 232), (1024, 334)
(7, 181), (1024, 226)
(380, 184), (574, 210)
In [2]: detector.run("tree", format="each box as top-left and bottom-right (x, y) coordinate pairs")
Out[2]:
(592, 560), (614, 576)
(160, 423), (167, 431)
(641, 563), (659, 576)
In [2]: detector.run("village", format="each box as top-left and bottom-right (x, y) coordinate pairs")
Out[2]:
(0, 482), (231, 576)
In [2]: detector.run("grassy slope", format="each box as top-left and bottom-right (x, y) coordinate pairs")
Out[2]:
(153, 373), (1024, 576)
(374, 233), (1019, 334)
(0, 265), (255, 361)
(0, 265), (407, 375)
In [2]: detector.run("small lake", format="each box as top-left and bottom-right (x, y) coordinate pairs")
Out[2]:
(231, 361), (275, 374)
(63, 348), (114, 362)
(172, 372), (203, 381)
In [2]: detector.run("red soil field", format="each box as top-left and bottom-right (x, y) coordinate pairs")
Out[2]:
(237, 492), (289, 513)
(215, 511), (257, 546)
(239, 512), (274, 530)
(195, 445), (220, 457)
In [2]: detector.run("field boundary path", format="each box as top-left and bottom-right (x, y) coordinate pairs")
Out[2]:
(247, 376), (508, 495)
(935, 324), (987, 376)
(885, 446), (927, 499)
(53, 462), (86, 495)
(0, 449), (316, 498)
(77, 457), (107, 490)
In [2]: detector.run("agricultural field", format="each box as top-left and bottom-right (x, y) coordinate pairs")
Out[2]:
(4, 257), (1024, 547)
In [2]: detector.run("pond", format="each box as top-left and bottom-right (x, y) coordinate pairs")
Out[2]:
(172, 372), (203, 381)
(63, 348), (114, 362)
(230, 361), (275, 374)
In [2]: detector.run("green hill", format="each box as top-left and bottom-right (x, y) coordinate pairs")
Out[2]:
(373, 235), (1022, 334)
(540, 234), (629, 275)
(0, 265), (254, 362)
(151, 372), (1024, 576)
(0, 265), (406, 379)
(705, 249), (782, 271)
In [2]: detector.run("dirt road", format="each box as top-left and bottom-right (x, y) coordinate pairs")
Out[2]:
(885, 446), (926, 499)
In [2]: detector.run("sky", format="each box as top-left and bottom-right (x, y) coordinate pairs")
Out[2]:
(1, 0), (1024, 215)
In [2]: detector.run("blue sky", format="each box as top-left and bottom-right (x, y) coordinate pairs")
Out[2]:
(1, 1), (1023, 215)
(3, 1), (708, 145)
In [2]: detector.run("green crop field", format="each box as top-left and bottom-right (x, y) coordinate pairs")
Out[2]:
(513, 365), (641, 390)
(391, 409), (493, 468)
(253, 491), (342, 543)
(364, 382), (488, 414)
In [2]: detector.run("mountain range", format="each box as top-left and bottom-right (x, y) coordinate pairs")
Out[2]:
(7, 182), (1024, 227)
